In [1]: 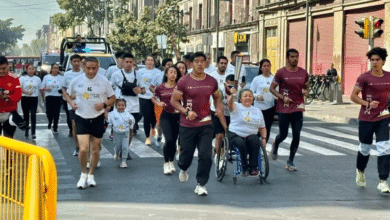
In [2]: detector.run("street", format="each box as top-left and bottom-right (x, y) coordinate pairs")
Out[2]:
(11, 108), (390, 219)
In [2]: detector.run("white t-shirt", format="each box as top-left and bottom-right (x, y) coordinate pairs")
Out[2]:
(98, 67), (106, 76)
(68, 74), (115, 119)
(40, 74), (64, 97)
(208, 70), (234, 114)
(105, 65), (119, 80)
(226, 62), (246, 82)
(20, 75), (42, 97)
(250, 74), (275, 110)
(204, 65), (217, 74)
(229, 102), (265, 138)
(138, 67), (161, 99)
(187, 68), (193, 73)
(108, 109), (135, 133)
(64, 69), (84, 110)
(110, 69), (145, 113)
(151, 70), (164, 87)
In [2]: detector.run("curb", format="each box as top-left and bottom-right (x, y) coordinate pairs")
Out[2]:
(304, 112), (358, 125)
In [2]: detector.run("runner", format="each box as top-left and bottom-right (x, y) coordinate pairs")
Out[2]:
(351, 47), (390, 193)
(105, 51), (124, 81)
(40, 63), (64, 134)
(110, 53), (146, 137)
(19, 64), (41, 139)
(204, 53), (217, 74)
(250, 59), (276, 144)
(64, 57), (116, 188)
(209, 56), (231, 156)
(175, 61), (188, 76)
(152, 66), (182, 174)
(62, 54), (83, 156)
(138, 55), (160, 145)
(171, 52), (224, 196)
(0, 55), (22, 138)
(269, 48), (309, 171)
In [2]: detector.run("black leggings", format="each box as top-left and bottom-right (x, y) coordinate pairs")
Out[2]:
(130, 113), (142, 131)
(261, 106), (276, 144)
(273, 112), (303, 162)
(45, 96), (62, 130)
(63, 102), (72, 132)
(160, 111), (180, 162)
(21, 96), (38, 135)
(139, 98), (156, 137)
(228, 131), (260, 169)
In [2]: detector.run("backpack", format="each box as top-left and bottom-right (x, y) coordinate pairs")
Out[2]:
(119, 70), (137, 96)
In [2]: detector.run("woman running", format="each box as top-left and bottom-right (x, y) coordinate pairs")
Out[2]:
(250, 59), (276, 144)
(20, 64), (41, 139)
(175, 61), (188, 76)
(40, 63), (64, 134)
(152, 66), (182, 174)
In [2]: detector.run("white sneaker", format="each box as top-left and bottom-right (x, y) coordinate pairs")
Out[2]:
(377, 180), (390, 193)
(120, 161), (128, 168)
(169, 161), (176, 172)
(164, 162), (172, 175)
(179, 170), (189, 182)
(194, 184), (208, 196)
(356, 169), (366, 187)
(87, 174), (96, 187)
(114, 153), (119, 161)
(76, 173), (88, 189)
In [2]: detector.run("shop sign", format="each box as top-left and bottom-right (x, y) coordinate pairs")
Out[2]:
(233, 33), (247, 44)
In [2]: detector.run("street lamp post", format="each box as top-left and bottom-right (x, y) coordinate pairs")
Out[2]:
(215, 0), (231, 62)
(168, 7), (189, 57)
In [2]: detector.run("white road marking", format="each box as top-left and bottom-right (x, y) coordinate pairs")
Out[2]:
(34, 129), (65, 159)
(306, 127), (358, 141)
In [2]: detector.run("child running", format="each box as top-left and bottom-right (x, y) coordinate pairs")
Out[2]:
(107, 99), (135, 168)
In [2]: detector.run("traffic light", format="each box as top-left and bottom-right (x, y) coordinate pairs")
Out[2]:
(372, 17), (384, 38)
(355, 18), (370, 39)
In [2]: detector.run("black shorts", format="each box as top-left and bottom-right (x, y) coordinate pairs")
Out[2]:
(0, 119), (16, 137)
(359, 118), (390, 144)
(69, 110), (76, 121)
(75, 114), (105, 138)
(211, 111), (230, 134)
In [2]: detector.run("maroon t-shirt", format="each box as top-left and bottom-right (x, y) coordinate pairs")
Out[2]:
(175, 73), (218, 127)
(273, 67), (309, 113)
(154, 83), (176, 113)
(355, 71), (390, 122)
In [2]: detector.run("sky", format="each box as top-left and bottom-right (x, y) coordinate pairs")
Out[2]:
(0, 0), (63, 46)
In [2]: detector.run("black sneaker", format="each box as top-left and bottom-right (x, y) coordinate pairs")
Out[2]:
(53, 129), (58, 134)
(48, 124), (51, 129)
(73, 149), (79, 156)
(32, 135), (36, 140)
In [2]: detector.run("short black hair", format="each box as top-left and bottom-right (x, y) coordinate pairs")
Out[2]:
(286, 48), (299, 58)
(115, 51), (124, 59)
(116, 98), (127, 106)
(190, 52), (206, 62)
(162, 58), (173, 67)
(122, 53), (134, 59)
(217, 56), (228, 63)
(163, 66), (182, 83)
(76, 34), (81, 37)
(231, 51), (240, 58)
(84, 57), (99, 64)
(0, 56), (8, 65)
(70, 54), (82, 61)
(367, 47), (388, 61)
(226, 74), (234, 82)
(258, 58), (271, 75)
(183, 54), (193, 61)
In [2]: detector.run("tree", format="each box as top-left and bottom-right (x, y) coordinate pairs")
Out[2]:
(108, 7), (159, 58)
(6, 45), (22, 56)
(19, 39), (47, 56)
(51, 13), (74, 32)
(0, 18), (25, 53)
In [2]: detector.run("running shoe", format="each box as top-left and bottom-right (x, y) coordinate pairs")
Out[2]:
(32, 135), (36, 140)
(179, 170), (189, 182)
(285, 161), (298, 171)
(377, 180), (390, 193)
(194, 184), (208, 196)
(145, 137), (152, 146)
(87, 174), (96, 187)
(109, 133), (113, 141)
(155, 138), (161, 148)
(52, 129), (58, 134)
(250, 170), (259, 176)
(120, 161), (128, 168)
(76, 173), (88, 189)
(356, 169), (366, 187)
(169, 161), (176, 172)
(271, 141), (277, 160)
(73, 149), (79, 156)
(164, 162), (172, 175)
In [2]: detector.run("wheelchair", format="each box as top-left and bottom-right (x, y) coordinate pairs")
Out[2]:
(215, 135), (269, 184)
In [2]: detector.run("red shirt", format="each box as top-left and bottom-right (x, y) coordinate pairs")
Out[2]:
(355, 71), (390, 122)
(273, 67), (309, 113)
(0, 72), (22, 113)
(155, 83), (176, 113)
(174, 73), (218, 127)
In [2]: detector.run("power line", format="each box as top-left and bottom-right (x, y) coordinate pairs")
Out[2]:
(0, 0), (48, 22)
(0, 1), (57, 7)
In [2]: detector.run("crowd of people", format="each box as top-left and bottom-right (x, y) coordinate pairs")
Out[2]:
(1, 46), (390, 195)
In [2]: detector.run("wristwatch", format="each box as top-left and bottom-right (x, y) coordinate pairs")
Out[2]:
(103, 103), (108, 109)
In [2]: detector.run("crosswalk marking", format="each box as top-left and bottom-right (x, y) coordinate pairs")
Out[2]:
(129, 137), (163, 158)
(100, 144), (114, 159)
(34, 129), (65, 159)
(334, 126), (357, 133)
(305, 127), (358, 141)
(268, 133), (302, 156)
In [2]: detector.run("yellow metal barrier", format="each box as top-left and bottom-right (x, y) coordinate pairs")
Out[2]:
(0, 136), (57, 220)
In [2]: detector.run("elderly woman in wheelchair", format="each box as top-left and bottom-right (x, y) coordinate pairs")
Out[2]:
(215, 87), (269, 183)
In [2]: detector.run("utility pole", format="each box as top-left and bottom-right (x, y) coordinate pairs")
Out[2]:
(104, 0), (108, 37)
(305, 0), (310, 71)
(215, 0), (220, 62)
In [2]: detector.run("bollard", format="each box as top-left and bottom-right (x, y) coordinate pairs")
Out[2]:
(329, 83), (335, 102)
(334, 82), (344, 104)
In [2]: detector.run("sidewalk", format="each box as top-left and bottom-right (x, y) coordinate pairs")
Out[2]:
(304, 99), (360, 124)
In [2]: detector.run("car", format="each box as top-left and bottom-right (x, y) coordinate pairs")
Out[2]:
(243, 65), (259, 89)
(39, 52), (61, 74)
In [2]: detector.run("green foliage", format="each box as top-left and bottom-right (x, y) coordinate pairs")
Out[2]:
(51, 13), (73, 32)
(20, 39), (47, 56)
(0, 18), (25, 52)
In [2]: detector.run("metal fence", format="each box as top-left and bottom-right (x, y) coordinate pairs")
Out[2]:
(0, 136), (57, 220)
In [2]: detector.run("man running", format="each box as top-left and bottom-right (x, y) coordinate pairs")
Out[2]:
(171, 52), (224, 196)
(269, 48), (309, 171)
(351, 47), (390, 193)
(105, 51), (124, 81)
(64, 57), (116, 188)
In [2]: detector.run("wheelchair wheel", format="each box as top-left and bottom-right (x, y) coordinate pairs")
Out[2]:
(259, 145), (269, 181)
(215, 136), (229, 182)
